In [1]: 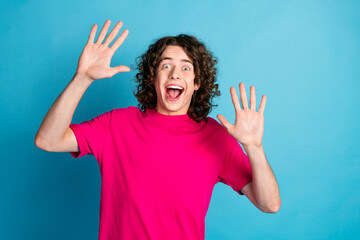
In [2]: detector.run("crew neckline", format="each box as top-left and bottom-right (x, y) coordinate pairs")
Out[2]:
(147, 108), (193, 121)
(142, 107), (208, 132)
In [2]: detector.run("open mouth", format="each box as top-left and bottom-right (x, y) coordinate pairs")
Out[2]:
(165, 86), (184, 101)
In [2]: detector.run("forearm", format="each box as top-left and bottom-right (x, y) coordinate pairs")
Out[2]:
(35, 73), (93, 148)
(243, 145), (281, 212)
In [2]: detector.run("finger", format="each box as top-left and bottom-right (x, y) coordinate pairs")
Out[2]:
(96, 19), (111, 44)
(258, 95), (267, 114)
(217, 114), (232, 132)
(250, 85), (256, 110)
(87, 24), (97, 44)
(104, 21), (123, 47)
(230, 87), (241, 112)
(239, 82), (249, 109)
(109, 65), (131, 76)
(110, 29), (129, 52)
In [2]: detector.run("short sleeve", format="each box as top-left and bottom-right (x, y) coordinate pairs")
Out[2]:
(69, 110), (112, 161)
(218, 135), (253, 196)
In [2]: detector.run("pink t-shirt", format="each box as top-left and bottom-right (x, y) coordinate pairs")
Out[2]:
(70, 106), (252, 240)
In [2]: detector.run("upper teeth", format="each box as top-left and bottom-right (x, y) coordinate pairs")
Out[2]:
(167, 86), (183, 90)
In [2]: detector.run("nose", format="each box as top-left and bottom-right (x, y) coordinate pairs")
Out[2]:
(169, 65), (180, 79)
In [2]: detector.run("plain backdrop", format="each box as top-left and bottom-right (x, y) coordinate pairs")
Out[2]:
(1, 0), (359, 239)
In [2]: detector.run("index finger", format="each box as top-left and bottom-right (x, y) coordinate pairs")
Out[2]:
(87, 24), (98, 44)
(230, 86), (242, 112)
(110, 29), (129, 52)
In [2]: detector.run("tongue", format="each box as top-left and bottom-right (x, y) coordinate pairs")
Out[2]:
(168, 89), (181, 99)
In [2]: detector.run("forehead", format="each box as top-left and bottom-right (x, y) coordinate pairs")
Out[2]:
(160, 45), (192, 62)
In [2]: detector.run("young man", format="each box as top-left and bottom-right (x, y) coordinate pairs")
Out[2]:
(35, 20), (280, 240)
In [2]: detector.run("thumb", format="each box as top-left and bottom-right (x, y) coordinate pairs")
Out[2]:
(217, 114), (232, 132)
(109, 65), (130, 76)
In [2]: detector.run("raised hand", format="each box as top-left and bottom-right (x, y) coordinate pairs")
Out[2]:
(217, 83), (267, 148)
(76, 19), (130, 81)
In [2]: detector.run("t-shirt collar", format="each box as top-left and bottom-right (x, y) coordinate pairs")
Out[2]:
(145, 108), (207, 132)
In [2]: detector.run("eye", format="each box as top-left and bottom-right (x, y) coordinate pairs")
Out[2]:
(163, 64), (171, 69)
(183, 66), (190, 71)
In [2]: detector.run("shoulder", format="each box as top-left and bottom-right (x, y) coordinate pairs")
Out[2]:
(111, 106), (146, 122)
(206, 116), (239, 146)
(206, 117), (228, 133)
(112, 106), (143, 116)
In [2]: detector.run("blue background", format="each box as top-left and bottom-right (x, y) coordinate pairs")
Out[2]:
(1, 0), (359, 239)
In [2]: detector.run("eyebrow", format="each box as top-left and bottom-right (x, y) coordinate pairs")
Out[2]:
(160, 57), (193, 65)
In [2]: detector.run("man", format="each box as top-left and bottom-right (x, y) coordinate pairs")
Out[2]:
(35, 19), (280, 240)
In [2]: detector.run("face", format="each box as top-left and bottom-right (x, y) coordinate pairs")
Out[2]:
(154, 45), (199, 116)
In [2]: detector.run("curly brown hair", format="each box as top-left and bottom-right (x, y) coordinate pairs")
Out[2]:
(133, 34), (220, 123)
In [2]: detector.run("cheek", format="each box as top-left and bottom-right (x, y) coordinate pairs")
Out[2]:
(154, 80), (160, 95)
(154, 76), (165, 97)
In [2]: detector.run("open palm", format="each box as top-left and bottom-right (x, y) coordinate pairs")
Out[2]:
(76, 20), (130, 81)
(217, 83), (266, 148)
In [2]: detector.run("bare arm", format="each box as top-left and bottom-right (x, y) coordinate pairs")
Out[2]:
(240, 146), (280, 213)
(217, 83), (281, 213)
(35, 19), (130, 152)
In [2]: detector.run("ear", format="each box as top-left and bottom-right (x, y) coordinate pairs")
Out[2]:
(194, 83), (200, 91)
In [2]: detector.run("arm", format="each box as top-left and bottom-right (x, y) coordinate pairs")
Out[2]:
(217, 83), (281, 213)
(240, 145), (280, 213)
(35, 19), (130, 152)
(35, 74), (93, 152)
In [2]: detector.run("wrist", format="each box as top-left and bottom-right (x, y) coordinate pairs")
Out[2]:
(72, 72), (94, 85)
(243, 144), (263, 155)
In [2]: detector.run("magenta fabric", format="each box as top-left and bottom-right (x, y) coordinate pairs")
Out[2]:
(69, 106), (252, 240)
